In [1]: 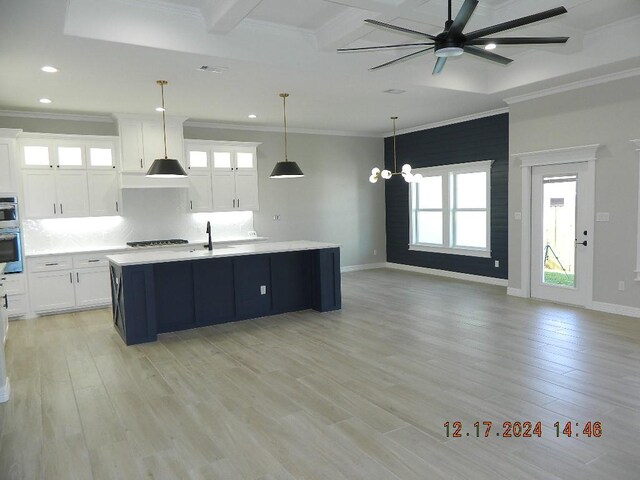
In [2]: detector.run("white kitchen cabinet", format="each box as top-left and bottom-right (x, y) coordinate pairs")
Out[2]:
(88, 171), (120, 216)
(28, 253), (111, 314)
(75, 266), (111, 307)
(116, 115), (186, 172)
(185, 141), (260, 212)
(0, 273), (25, 318)
(0, 131), (21, 193)
(188, 172), (213, 212)
(30, 270), (76, 313)
(22, 170), (89, 218)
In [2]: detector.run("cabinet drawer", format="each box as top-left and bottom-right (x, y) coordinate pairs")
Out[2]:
(0, 273), (25, 294)
(27, 255), (73, 273)
(73, 253), (109, 269)
(5, 293), (26, 317)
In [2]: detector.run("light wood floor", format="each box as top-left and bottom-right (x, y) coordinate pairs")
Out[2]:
(1, 269), (640, 479)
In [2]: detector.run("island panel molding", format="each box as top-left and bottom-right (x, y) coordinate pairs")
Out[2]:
(632, 139), (640, 281)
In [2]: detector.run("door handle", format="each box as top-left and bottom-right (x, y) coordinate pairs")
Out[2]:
(576, 240), (587, 246)
(77, 272), (80, 283)
(60, 203), (63, 215)
(69, 272), (73, 283)
(53, 203), (56, 214)
(116, 201), (119, 212)
(190, 200), (193, 210)
(140, 158), (143, 169)
(237, 198), (239, 208)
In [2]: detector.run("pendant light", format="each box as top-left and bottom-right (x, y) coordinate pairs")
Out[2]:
(146, 80), (187, 178)
(369, 116), (420, 184)
(270, 93), (304, 178)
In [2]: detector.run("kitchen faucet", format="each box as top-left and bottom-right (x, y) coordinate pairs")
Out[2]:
(205, 221), (213, 251)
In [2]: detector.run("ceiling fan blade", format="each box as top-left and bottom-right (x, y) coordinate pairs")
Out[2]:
(432, 56), (447, 75)
(465, 6), (568, 40)
(338, 43), (434, 52)
(464, 46), (512, 65)
(370, 47), (434, 71)
(449, 0), (478, 36)
(364, 19), (437, 40)
(466, 36), (569, 46)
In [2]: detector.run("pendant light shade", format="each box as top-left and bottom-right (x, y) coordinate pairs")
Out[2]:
(146, 80), (187, 178)
(270, 92), (304, 179)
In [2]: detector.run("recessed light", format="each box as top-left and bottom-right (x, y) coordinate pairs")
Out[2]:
(485, 43), (497, 51)
(39, 98), (52, 104)
(197, 65), (229, 73)
(41, 66), (59, 73)
(248, 114), (257, 119)
(383, 89), (407, 95)
(155, 107), (165, 112)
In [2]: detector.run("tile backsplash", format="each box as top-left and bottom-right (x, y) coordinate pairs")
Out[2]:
(22, 189), (255, 254)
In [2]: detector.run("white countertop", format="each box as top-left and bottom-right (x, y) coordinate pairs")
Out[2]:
(24, 237), (268, 258)
(106, 241), (339, 266)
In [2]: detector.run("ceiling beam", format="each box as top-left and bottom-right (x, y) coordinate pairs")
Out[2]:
(199, 0), (261, 34)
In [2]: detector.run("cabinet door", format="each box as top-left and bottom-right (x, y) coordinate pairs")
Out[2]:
(141, 121), (165, 168)
(119, 120), (144, 171)
(234, 170), (259, 211)
(212, 171), (236, 212)
(22, 170), (57, 218)
(164, 119), (185, 166)
(56, 171), (89, 217)
(88, 171), (119, 216)
(234, 255), (272, 319)
(0, 143), (16, 193)
(75, 267), (111, 307)
(188, 172), (213, 212)
(30, 270), (76, 312)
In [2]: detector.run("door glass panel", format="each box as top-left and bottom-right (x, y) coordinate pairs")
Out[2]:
(189, 151), (208, 168)
(416, 211), (443, 244)
(236, 152), (253, 169)
(58, 147), (83, 166)
(542, 175), (577, 287)
(455, 211), (486, 248)
(24, 146), (50, 166)
(213, 151), (231, 169)
(89, 148), (113, 167)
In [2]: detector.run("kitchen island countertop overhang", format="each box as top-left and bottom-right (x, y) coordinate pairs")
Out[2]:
(108, 241), (342, 345)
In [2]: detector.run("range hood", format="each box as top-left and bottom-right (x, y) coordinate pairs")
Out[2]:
(120, 172), (189, 189)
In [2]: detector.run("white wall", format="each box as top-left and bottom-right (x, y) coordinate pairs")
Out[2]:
(509, 75), (640, 309)
(184, 126), (386, 267)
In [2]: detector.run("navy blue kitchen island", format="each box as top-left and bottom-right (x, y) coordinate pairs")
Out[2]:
(107, 241), (341, 345)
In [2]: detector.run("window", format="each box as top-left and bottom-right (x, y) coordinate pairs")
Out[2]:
(409, 160), (492, 257)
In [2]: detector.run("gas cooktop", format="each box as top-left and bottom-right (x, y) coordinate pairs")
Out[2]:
(126, 239), (189, 248)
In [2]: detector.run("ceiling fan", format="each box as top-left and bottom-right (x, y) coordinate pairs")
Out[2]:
(337, 0), (569, 74)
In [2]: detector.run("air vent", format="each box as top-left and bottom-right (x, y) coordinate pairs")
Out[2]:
(383, 89), (406, 95)
(198, 65), (229, 73)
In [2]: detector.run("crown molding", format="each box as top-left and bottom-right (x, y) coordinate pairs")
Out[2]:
(0, 109), (114, 123)
(183, 120), (379, 138)
(111, 0), (202, 19)
(631, 139), (640, 150)
(0, 128), (22, 138)
(389, 107), (509, 137)
(504, 67), (640, 105)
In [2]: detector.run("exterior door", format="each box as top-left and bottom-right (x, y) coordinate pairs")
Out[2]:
(530, 162), (594, 306)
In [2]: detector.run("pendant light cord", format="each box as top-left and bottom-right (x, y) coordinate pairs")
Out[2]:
(280, 93), (289, 162)
(392, 116), (398, 173)
(448, 0), (452, 22)
(158, 80), (169, 159)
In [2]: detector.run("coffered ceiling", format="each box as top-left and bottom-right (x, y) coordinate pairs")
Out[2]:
(1, 0), (639, 135)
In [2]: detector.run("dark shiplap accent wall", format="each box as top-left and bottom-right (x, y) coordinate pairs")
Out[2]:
(385, 113), (509, 279)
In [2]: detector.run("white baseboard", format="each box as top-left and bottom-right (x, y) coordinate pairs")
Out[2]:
(385, 262), (508, 287)
(0, 377), (10, 403)
(507, 287), (526, 297)
(590, 301), (640, 318)
(341, 263), (387, 273)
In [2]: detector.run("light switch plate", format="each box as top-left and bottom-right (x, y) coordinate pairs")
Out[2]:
(514, 212), (522, 220)
(596, 212), (610, 222)
(260, 285), (267, 295)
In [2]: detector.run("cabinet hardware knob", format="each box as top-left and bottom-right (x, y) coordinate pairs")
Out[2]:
(190, 200), (193, 210)
(53, 203), (56, 214)
(140, 158), (143, 169)
(45, 263), (58, 266)
(116, 201), (119, 212)
(69, 272), (73, 283)
(60, 203), (63, 215)
(77, 272), (80, 283)
(88, 259), (100, 263)
(3, 294), (7, 309)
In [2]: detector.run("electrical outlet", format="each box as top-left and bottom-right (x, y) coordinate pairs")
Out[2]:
(273, 215), (280, 221)
(373, 249), (377, 256)
(260, 285), (267, 295)
(618, 281), (625, 291)
(495, 260), (499, 268)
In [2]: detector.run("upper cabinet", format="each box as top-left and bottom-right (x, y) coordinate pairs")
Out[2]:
(184, 140), (261, 212)
(0, 129), (21, 193)
(115, 115), (186, 172)
(18, 133), (120, 219)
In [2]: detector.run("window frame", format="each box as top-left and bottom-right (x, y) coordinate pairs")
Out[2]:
(409, 160), (493, 258)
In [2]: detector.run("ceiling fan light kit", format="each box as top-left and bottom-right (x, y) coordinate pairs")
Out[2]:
(270, 92), (304, 179)
(146, 80), (188, 178)
(338, 0), (569, 74)
(370, 117), (417, 184)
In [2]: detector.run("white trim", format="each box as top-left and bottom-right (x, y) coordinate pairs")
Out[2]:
(408, 245), (491, 258)
(390, 108), (509, 137)
(184, 120), (379, 138)
(385, 262), (508, 287)
(590, 301), (640, 319)
(411, 159), (494, 175)
(520, 165), (532, 298)
(340, 263), (387, 273)
(504, 67), (640, 105)
(513, 144), (600, 167)
(0, 377), (10, 403)
(507, 287), (526, 297)
(18, 132), (118, 141)
(0, 128), (22, 138)
(631, 139), (640, 281)
(0, 109), (114, 123)
(184, 139), (262, 149)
